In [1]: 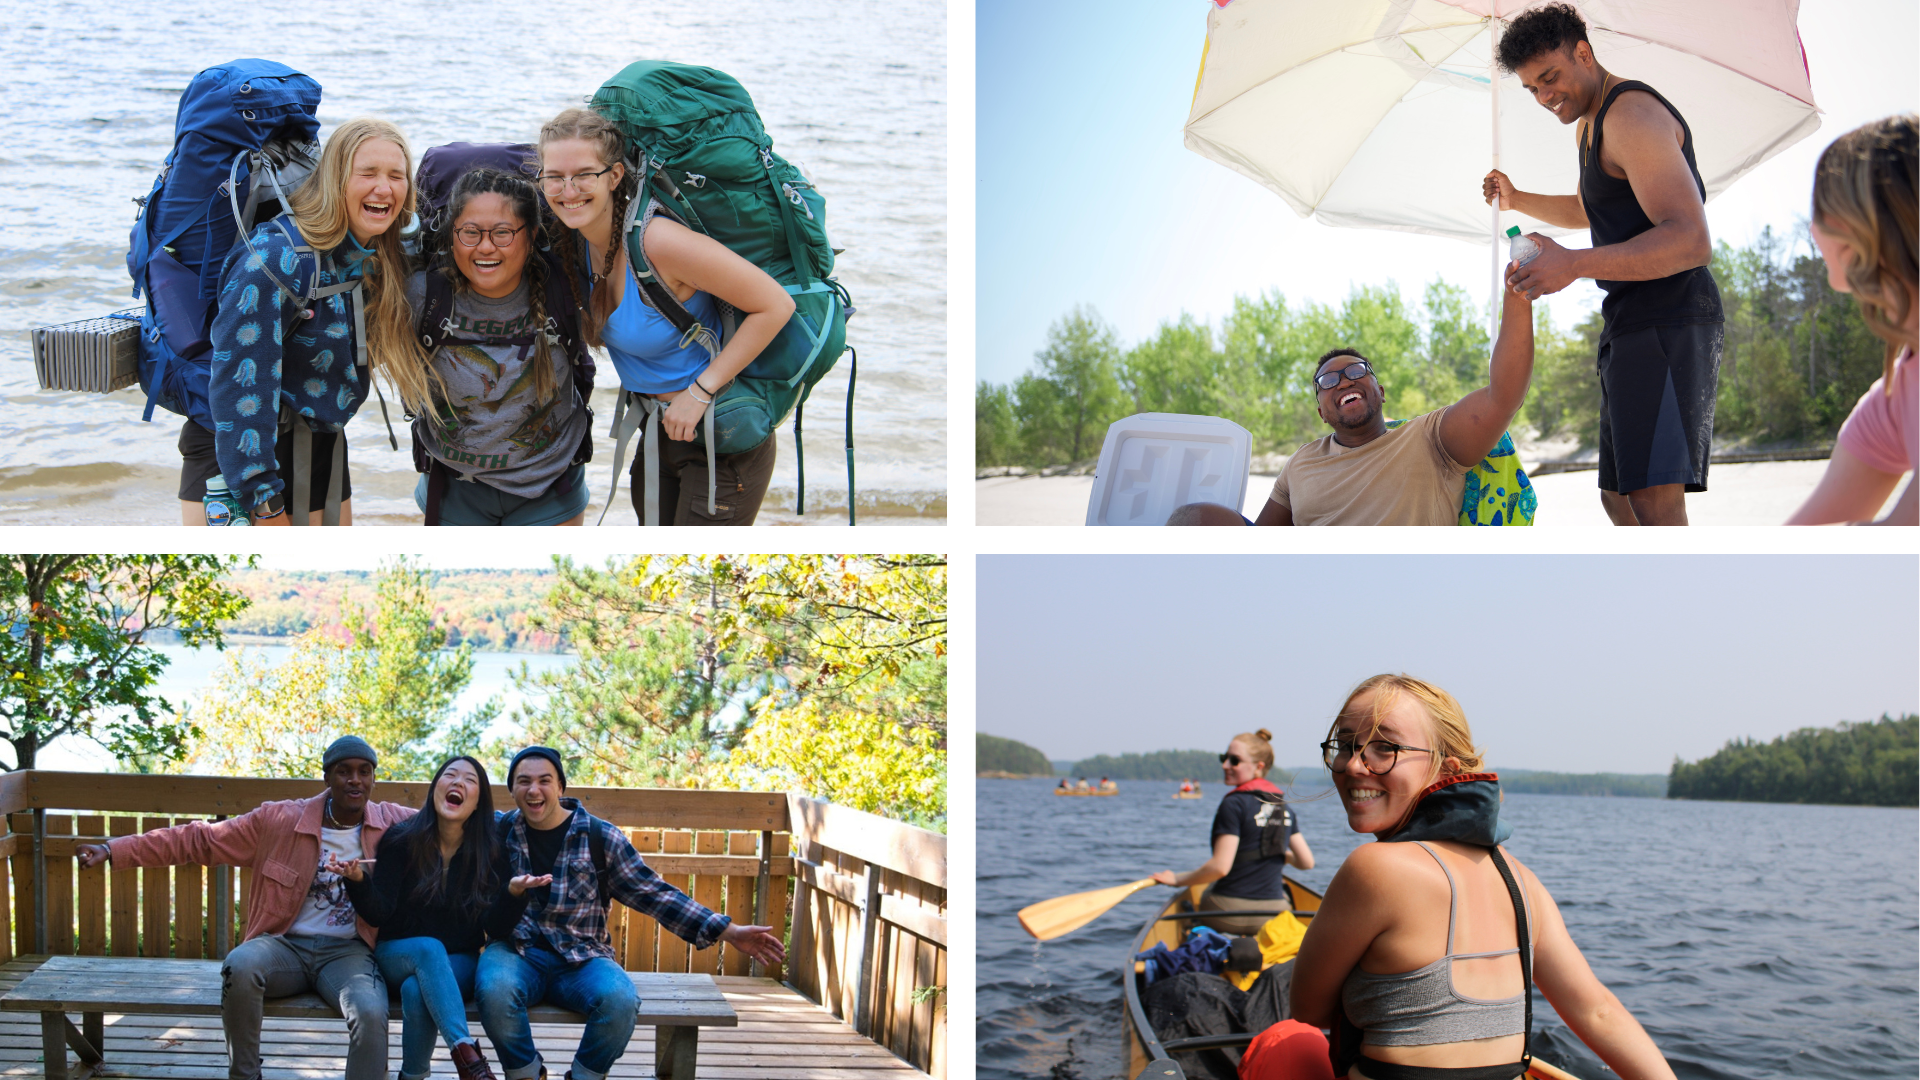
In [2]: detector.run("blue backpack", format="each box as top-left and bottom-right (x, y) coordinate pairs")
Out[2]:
(126, 60), (324, 428)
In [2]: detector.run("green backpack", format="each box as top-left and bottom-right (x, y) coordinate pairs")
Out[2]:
(591, 61), (856, 522)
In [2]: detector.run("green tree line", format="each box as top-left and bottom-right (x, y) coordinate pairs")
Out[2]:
(1667, 714), (1917, 807)
(1068, 749), (1227, 780)
(1497, 769), (1666, 798)
(979, 227), (1890, 469)
(977, 733), (1051, 776)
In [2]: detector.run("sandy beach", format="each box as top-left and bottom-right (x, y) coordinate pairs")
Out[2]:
(978, 459), (1906, 525)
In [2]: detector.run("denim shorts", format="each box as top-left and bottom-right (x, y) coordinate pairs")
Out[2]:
(414, 463), (589, 526)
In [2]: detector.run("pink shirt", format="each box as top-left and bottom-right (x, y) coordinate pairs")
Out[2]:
(1837, 347), (1917, 476)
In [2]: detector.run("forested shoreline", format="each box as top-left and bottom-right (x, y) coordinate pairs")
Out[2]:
(1668, 714), (1917, 806)
(978, 733), (1052, 776)
(978, 228), (1891, 469)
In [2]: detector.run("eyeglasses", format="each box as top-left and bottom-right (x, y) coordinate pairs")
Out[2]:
(1319, 735), (1431, 775)
(453, 224), (527, 248)
(535, 166), (617, 195)
(1313, 360), (1374, 390)
(1218, 753), (1243, 766)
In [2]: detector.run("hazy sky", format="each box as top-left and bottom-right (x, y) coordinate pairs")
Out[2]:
(976, 555), (1919, 774)
(976, 0), (1920, 386)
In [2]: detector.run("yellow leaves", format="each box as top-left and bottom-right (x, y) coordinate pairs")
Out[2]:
(721, 698), (945, 826)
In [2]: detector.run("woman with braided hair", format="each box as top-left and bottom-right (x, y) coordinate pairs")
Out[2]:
(397, 167), (593, 525)
(538, 107), (794, 525)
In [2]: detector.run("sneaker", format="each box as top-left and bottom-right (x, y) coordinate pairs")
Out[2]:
(450, 1042), (498, 1080)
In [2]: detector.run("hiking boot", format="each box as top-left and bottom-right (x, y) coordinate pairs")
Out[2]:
(450, 1042), (498, 1080)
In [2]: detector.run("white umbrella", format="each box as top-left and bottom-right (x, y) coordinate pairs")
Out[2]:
(1184, 0), (1821, 326)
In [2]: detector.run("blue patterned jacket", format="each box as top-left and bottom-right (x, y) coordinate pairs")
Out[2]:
(206, 219), (373, 508)
(497, 798), (730, 964)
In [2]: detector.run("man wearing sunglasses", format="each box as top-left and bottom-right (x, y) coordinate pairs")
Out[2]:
(1250, 283), (1536, 525)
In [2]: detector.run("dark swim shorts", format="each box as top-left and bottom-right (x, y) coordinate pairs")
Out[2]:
(177, 420), (352, 510)
(1596, 321), (1724, 494)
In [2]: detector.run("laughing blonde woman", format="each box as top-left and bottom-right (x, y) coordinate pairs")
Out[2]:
(196, 117), (419, 526)
(1288, 675), (1676, 1080)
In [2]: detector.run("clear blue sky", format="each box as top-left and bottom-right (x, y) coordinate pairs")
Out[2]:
(976, 0), (1920, 387)
(976, 555), (1919, 774)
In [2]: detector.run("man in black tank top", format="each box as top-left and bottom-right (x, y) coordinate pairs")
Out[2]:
(1481, 3), (1725, 525)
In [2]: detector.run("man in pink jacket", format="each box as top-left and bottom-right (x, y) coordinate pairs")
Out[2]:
(76, 736), (415, 1080)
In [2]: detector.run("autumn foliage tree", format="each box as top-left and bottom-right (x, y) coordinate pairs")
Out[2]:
(1, 555), (252, 770)
(168, 557), (492, 780)
(515, 555), (947, 825)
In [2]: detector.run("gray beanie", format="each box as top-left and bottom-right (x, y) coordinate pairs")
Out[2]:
(323, 735), (378, 772)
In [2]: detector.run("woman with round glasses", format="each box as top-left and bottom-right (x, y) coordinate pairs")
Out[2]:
(1288, 674), (1676, 1080)
(398, 167), (592, 525)
(1150, 729), (1314, 934)
(536, 108), (794, 525)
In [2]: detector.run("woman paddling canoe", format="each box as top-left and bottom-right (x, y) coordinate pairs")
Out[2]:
(1151, 729), (1314, 933)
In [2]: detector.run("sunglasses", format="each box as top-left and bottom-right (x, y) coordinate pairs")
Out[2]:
(1313, 360), (1374, 390)
(1218, 753), (1247, 766)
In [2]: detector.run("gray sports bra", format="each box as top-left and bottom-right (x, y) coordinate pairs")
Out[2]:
(1340, 841), (1535, 1047)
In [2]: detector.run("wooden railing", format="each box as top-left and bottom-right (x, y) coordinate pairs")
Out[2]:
(786, 793), (947, 1077)
(0, 772), (947, 1075)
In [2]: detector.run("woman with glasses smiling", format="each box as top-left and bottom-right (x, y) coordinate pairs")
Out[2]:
(536, 107), (794, 525)
(1287, 674), (1676, 1080)
(1150, 728), (1314, 934)
(397, 167), (593, 525)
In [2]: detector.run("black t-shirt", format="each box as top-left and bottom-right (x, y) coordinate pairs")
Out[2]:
(1209, 789), (1299, 900)
(525, 809), (575, 892)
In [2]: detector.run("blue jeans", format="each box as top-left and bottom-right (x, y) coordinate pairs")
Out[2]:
(374, 936), (479, 1080)
(476, 942), (637, 1080)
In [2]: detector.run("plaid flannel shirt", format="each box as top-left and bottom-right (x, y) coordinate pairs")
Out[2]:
(500, 798), (730, 963)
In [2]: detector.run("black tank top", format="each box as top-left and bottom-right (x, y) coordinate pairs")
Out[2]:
(1579, 80), (1723, 344)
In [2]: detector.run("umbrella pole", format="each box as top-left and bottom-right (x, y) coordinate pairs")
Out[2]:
(1489, 16), (1503, 344)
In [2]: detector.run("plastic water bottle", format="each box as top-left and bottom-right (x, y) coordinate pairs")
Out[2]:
(1507, 225), (1541, 267)
(203, 477), (251, 527)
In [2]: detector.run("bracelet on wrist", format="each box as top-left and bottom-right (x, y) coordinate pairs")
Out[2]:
(686, 385), (713, 405)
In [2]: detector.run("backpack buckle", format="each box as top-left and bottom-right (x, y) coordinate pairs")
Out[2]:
(683, 173), (707, 188)
(781, 183), (816, 220)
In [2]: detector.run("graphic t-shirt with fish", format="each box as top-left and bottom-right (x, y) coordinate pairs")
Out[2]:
(405, 271), (588, 498)
(288, 825), (364, 938)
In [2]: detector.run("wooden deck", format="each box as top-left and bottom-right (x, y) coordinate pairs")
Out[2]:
(0, 959), (922, 1080)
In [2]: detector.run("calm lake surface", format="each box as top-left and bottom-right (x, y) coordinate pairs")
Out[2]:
(0, 0), (945, 524)
(978, 777), (1919, 1080)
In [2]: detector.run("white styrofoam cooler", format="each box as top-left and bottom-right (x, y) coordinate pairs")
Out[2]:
(1084, 413), (1253, 526)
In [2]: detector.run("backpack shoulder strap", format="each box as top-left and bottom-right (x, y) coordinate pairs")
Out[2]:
(417, 268), (458, 355)
(537, 247), (594, 387)
(620, 194), (705, 346)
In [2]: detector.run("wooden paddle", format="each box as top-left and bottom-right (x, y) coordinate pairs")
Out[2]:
(1018, 878), (1162, 940)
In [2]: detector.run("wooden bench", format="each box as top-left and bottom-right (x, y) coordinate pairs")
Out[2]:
(1, 955), (737, 1080)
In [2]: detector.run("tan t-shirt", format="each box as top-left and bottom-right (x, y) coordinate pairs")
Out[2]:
(1269, 409), (1469, 525)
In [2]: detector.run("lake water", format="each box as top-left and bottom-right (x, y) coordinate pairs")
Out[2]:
(0, 0), (945, 524)
(977, 777), (1919, 1080)
(35, 641), (578, 772)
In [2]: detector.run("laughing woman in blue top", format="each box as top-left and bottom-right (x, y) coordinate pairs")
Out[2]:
(200, 117), (418, 525)
(537, 107), (793, 526)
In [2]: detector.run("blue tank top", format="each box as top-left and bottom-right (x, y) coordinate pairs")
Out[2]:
(599, 266), (721, 394)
